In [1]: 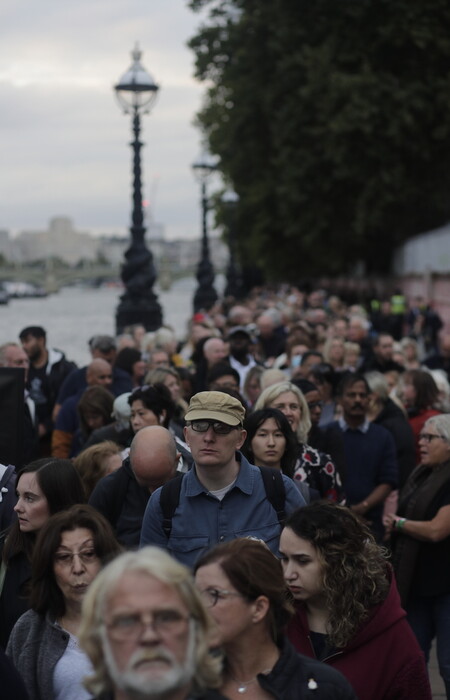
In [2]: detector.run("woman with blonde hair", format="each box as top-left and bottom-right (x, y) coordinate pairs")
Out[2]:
(255, 382), (343, 501)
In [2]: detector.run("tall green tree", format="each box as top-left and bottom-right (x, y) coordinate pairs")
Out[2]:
(188, 0), (450, 279)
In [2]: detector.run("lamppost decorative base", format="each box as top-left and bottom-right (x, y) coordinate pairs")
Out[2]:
(116, 293), (162, 334)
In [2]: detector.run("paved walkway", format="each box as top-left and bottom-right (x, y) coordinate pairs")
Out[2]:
(430, 642), (446, 698)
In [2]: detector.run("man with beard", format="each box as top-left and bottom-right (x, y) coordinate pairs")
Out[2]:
(19, 325), (76, 454)
(79, 547), (226, 700)
(226, 326), (257, 390)
(329, 373), (398, 542)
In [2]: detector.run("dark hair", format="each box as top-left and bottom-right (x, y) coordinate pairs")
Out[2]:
(128, 383), (175, 428)
(292, 378), (317, 395)
(19, 326), (46, 341)
(309, 363), (338, 392)
(3, 458), (85, 563)
(77, 386), (115, 438)
(336, 371), (370, 397)
(403, 369), (439, 411)
(300, 350), (323, 367)
(284, 503), (389, 647)
(207, 362), (240, 388)
(114, 347), (142, 376)
(242, 408), (297, 477)
(30, 504), (122, 619)
(194, 538), (293, 644)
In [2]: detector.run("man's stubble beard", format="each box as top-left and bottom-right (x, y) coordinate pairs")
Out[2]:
(101, 619), (197, 700)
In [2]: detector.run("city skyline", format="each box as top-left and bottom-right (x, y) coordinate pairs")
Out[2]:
(0, 1), (216, 241)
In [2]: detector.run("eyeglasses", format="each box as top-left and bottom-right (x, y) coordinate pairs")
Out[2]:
(307, 401), (323, 410)
(419, 433), (446, 443)
(106, 610), (190, 640)
(189, 420), (238, 435)
(54, 549), (98, 566)
(199, 587), (243, 608)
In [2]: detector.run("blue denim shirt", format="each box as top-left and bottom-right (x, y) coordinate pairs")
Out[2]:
(140, 452), (305, 568)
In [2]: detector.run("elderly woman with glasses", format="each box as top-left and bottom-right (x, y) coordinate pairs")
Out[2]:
(7, 505), (121, 700)
(386, 414), (450, 698)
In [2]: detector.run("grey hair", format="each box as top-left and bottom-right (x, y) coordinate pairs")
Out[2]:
(0, 342), (20, 366)
(79, 547), (222, 696)
(364, 371), (389, 402)
(424, 414), (450, 443)
(254, 380), (311, 443)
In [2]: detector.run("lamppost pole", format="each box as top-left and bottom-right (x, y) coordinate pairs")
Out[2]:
(222, 190), (242, 299)
(192, 156), (218, 313)
(114, 44), (163, 334)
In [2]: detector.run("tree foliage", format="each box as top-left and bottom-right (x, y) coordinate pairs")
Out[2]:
(187, 0), (450, 279)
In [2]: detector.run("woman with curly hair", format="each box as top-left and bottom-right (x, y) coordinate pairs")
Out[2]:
(254, 381), (343, 502)
(280, 502), (431, 700)
(194, 537), (357, 699)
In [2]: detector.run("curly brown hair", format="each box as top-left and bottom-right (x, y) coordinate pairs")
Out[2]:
(284, 502), (389, 648)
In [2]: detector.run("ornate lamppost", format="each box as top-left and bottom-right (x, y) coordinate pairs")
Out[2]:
(114, 44), (163, 333)
(222, 189), (243, 300)
(192, 155), (218, 313)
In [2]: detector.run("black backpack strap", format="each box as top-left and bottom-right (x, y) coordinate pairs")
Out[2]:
(258, 466), (286, 526)
(160, 473), (185, 539)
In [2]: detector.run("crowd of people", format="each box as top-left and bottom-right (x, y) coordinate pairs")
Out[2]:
(0, 284), (449, 699)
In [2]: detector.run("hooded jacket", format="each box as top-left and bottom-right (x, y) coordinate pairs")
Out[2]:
(286, 571), (431, 700)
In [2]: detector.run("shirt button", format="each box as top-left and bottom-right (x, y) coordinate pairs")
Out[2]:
(219, 536), (225, 541)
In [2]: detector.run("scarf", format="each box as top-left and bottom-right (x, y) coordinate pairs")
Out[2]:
(392, 459), (450, 606)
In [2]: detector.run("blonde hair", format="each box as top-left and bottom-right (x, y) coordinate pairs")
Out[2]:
(79, 547), (222, 696)
(254, 381), (311, 443)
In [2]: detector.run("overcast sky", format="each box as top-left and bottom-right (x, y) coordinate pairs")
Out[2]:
(0, 1), (215, 240)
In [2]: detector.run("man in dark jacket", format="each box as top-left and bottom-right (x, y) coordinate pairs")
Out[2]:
(19, 325), (76, 454)
(89, 426), (178, 547)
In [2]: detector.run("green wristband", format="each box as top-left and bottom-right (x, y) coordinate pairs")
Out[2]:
(396, 518), (406, 530)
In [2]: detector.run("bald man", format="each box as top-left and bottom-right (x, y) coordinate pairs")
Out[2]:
(89, 426), (178, 547)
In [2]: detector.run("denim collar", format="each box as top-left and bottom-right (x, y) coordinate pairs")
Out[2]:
(185, 451), (254, 497)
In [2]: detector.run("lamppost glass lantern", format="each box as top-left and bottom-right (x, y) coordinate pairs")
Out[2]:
(192, 152), (219, 313)
(114, 44), (163, 334)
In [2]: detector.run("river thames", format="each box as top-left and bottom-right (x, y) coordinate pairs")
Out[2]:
(0, 275), (220, 366)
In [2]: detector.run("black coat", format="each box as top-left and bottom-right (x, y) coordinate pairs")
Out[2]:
(88, 458), (149, 548)
(373, 399), (416, 488)
(259, 638), (357, 699)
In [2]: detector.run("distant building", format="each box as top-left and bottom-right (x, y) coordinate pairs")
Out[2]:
(393, 222), (450, 275)
(15, 217), (99, 265)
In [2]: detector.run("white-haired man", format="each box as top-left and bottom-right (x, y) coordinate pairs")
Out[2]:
(79, 547), (226, 700)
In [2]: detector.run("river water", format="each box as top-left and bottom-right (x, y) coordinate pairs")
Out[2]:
(0, 275), (219, 366)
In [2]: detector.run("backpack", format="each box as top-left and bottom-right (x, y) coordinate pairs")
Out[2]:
(159, 465), (286, 539)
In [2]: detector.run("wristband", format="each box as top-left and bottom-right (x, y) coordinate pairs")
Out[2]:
(395, 518), (406, 530)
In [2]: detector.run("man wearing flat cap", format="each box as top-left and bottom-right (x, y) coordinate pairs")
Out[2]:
(140, 391), (305, 567)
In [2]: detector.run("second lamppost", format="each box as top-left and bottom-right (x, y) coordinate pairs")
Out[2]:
(192, 156), (218, 313)
(114, 44), (163, 333)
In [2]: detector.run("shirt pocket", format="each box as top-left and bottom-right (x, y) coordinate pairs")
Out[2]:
(232, 523), (280, 551)
(168, 534), (210, 560)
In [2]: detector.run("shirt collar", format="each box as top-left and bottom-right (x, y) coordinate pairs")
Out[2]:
(338, 416), (370, 433)
(186, 451), (253, 497)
